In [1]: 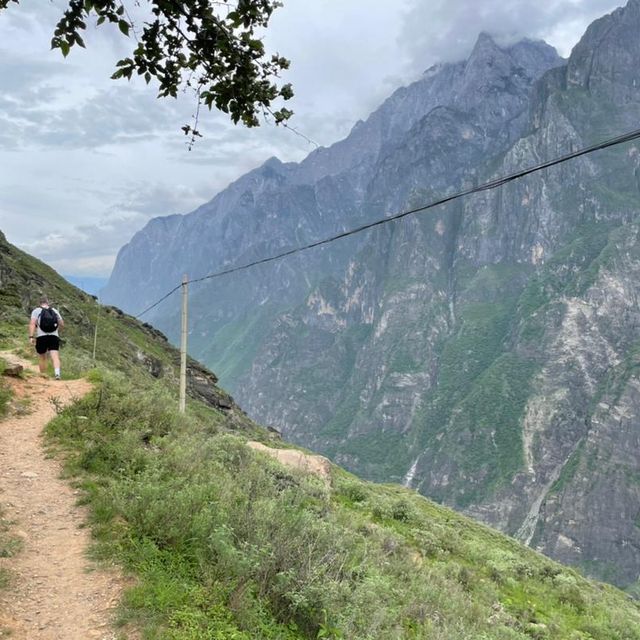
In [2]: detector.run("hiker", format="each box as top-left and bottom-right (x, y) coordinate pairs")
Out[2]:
(28, 296), (64, 379)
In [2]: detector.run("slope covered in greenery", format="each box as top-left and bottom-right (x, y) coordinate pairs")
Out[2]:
(0, 231), (238, 417)
(2, 230), (640, 639)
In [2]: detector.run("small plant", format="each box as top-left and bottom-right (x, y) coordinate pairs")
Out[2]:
(391, 499), (417, 523)
(86, 368), (105, 384)
(317, 611), (344, 639)
(337, 480), (368, 504)
(554, 574), (588, 612)
(0, 508), (21, 591)
(0, 359), (11, 417)
(14, 396), (33, 416)
(49, 395), (65, 415)
(0, 381), (11, 418)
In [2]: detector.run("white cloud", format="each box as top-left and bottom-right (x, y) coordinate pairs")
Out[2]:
(398, 0), (623, 66)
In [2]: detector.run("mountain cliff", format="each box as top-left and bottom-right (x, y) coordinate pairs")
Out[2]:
(103, 1), (640, 589)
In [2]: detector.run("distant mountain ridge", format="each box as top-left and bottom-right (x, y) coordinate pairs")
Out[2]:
(104, 0), (640, 590)
(63, 275), (108, 297)
(104, 32), (561, 319)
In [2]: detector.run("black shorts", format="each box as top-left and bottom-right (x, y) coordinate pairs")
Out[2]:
(35, 335), (60, 354)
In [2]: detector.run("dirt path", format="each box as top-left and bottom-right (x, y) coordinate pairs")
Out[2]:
(0, 353), (127, 639)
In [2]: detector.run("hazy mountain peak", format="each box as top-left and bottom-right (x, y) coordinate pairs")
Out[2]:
(263, 156), (283, 168)
(467, 30), (502, 61)
(475, 30), (498, 46)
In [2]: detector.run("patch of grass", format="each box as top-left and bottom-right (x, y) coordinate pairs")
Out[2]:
(0, 506), (22, 592)
(550, 441), (586, 495)
(0, 568), (9, 591)
(0, 358), (13, 417)
(0, 381), (11, 418)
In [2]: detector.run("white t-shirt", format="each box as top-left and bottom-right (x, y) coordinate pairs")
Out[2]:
(31, 306), (63, 337)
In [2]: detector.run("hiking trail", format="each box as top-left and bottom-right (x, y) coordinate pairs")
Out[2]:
(0, 352), (130, 639)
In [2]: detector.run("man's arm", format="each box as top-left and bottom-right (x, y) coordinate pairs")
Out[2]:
(28, 317), (37, 341)
(55, 309), (64, 333)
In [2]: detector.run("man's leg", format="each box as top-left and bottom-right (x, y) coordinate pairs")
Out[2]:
(35, 337), (48, 374)
(50, 349), (61, 379)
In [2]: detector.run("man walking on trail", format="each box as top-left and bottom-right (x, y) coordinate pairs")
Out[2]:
(29, 296), (64, 379)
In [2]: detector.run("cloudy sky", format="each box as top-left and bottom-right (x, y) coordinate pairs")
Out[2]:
(0, 0), (625, 278)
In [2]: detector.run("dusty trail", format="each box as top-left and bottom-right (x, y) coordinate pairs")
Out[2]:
(0, 353), (127, 639)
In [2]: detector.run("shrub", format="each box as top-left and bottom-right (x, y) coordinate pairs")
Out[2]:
(391, 499), (417, 523)
(0, 358), (11, 417)
(553, 574), (587, 612)
(337, 480), (368, 504)
(0, 381), (10, 418)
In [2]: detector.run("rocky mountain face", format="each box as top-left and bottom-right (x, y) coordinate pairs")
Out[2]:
(103, 1), (640, 589)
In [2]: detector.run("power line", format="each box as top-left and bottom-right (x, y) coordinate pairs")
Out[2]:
(136, 284), (182, 320)
(265, 106), (320, 149)
(135, 126), (640, 319)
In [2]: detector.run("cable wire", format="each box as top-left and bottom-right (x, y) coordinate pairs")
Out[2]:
(135, 283), (183, 320)
(135, 126), (640, 318)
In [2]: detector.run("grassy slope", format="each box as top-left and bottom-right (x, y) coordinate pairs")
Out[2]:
(0, 360), (11, 417)
(0, 231), (238, 414)
(1, 231), (640, 639)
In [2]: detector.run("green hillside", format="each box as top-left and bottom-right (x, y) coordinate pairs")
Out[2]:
(2, 229), (640, 639)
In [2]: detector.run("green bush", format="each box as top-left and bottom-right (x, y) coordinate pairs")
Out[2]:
(335, 478), (369, 504)
(0, 381), (10, 418)
(0, 505), (21, 591)
(0, 358), (11, 417)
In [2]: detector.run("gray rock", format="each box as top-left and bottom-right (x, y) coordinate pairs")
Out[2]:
(3, 364), (23, 377)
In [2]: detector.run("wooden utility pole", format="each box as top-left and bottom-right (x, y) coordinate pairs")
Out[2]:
(92, 299), (100, 361)
(179, 274), (188, 413)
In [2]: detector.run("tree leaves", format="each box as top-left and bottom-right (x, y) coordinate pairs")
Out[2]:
(117, 19), (129, 36)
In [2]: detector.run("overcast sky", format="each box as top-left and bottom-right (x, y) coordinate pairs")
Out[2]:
(0, 0), (625, 278)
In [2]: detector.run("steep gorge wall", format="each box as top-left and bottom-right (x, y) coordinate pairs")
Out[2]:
(103, 1), (640, 588)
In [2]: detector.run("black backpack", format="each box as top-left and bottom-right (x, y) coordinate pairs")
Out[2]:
(38, 307), (58, 333)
